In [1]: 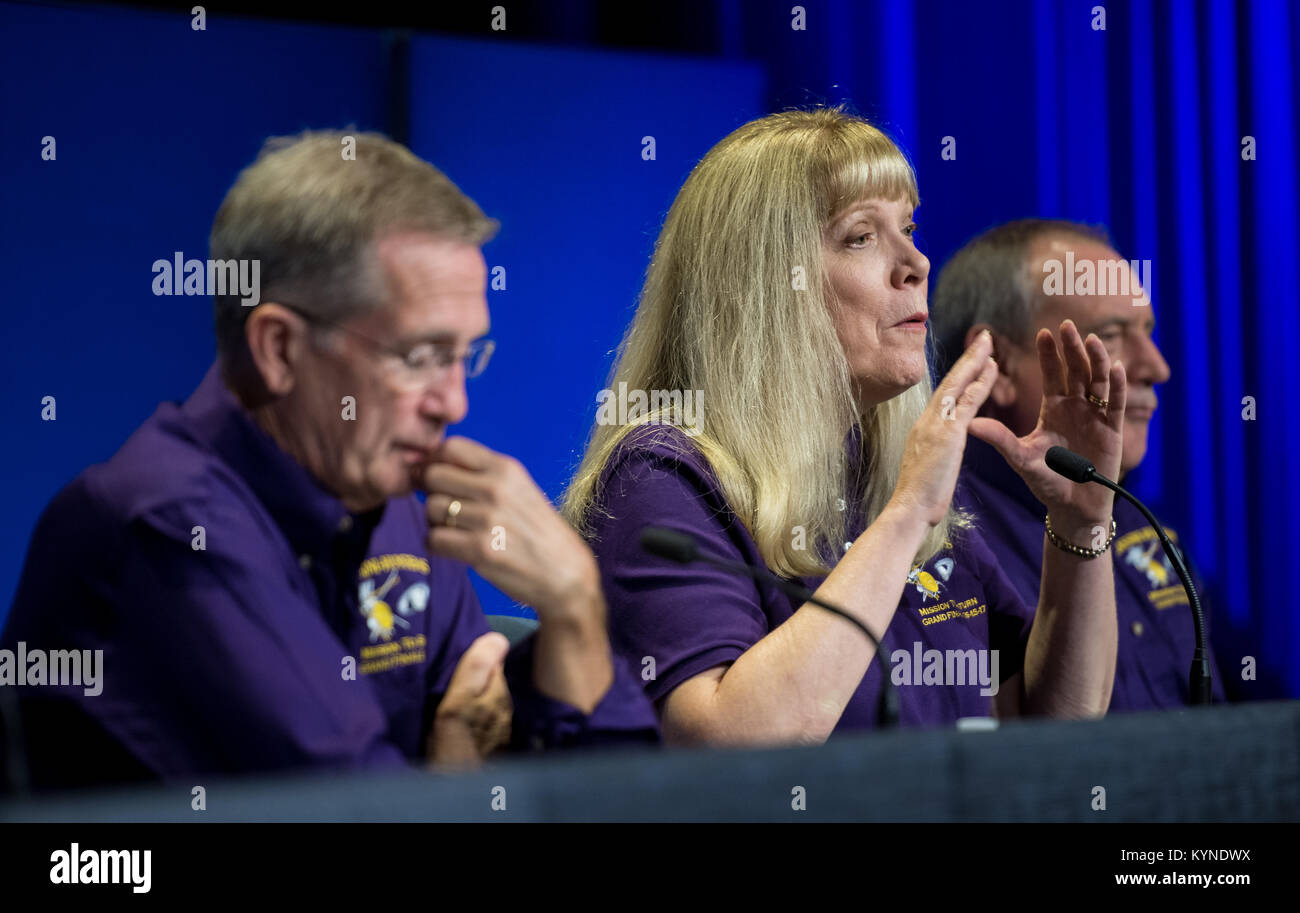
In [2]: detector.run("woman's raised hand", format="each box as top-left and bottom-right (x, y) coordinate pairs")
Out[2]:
(889, 329), (999, 528)
(968, 320), (1127, 540)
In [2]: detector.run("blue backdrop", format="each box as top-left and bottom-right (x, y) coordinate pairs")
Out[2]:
(2, 0), (1295, 698)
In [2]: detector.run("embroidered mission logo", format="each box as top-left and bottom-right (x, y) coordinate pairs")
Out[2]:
(907, 550), (988, 627)
(357, 554), (430, 675)
(908, 556), (954, 601)
(1115, 527), (1189, 610)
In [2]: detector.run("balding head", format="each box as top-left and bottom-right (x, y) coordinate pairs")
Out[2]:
(932, 219), (1170, 475)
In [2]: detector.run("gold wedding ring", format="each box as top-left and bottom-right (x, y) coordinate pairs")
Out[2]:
(1086, 393), (1109, 411)
(445, 499), (462, 527)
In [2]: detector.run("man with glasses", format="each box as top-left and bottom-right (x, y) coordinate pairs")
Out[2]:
(2, 132), (657, 789)
(930, 218), (1226, 709)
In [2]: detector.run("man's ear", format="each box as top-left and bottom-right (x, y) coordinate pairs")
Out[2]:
(963, 323), (1018, 409)
(244, 303), (307, 397)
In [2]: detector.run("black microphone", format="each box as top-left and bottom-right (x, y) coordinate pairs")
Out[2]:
(640, 526), (699, 565)
(1044, 445), (1213, 705)
(640, 525), (899, 727)
(1044, 446), (1096, 484)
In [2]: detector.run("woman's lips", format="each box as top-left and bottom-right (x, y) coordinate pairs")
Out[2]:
(891, 312), (929, 332)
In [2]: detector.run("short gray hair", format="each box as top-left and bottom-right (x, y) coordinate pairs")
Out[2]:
(930, 218), (1111, 375)
(210, 129), (498, 360)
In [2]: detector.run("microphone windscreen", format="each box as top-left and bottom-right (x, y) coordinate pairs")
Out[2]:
(640, 526), (698, 564)
(1045, 445), (1096, 483)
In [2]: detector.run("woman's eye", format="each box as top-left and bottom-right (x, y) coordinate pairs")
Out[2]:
(904, 223), (918, 237)
(848, 233), (872, 247)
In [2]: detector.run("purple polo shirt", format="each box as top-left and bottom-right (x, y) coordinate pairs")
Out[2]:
(959, 436), (1226, 709)
(2, 364), (657, 789)
(585, 425), (1036, 731)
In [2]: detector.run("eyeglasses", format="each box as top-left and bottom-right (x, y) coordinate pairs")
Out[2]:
(271, 301), (495, 390)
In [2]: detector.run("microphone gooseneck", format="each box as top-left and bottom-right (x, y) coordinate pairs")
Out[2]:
(1044, 446), (1212, 705)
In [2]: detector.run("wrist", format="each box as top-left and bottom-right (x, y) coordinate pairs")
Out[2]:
(536, 593), (607, 646)
(532, 605), (613, 715)
(879, 496), (936, 544)
(1045, 513), (1116, 558)
(1045, 508), (1111, 541)
(536, 559), (605, 624)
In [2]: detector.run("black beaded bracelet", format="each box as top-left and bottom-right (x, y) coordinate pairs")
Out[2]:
(1044, 515), (1116, 559)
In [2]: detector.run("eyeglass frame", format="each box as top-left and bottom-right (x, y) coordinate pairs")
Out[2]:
(264, 299), (495, 387)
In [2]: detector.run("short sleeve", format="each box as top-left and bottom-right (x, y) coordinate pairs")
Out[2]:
(586, 435), (773, 705)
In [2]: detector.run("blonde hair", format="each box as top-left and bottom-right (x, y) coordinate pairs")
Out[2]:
(210, 129), (497, 360)
(562, 107), (962, 577)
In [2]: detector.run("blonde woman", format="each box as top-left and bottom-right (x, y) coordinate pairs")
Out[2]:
(562, 108), (1125, 746)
